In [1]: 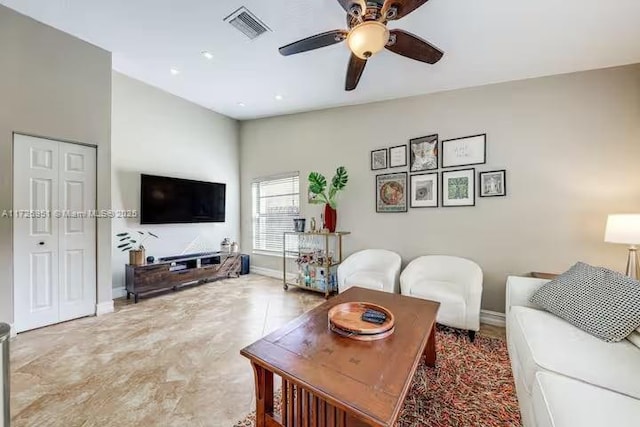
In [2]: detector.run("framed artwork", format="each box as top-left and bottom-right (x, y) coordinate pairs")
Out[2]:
(441, 134), (486, 168)
(410, 173), (438, 208)
(442, 168), (475, 207)
(371, 149), (388, 170)
(409, 134), (438, 172)
(479, 170), (507, 197)
(376, 172), (408, 213)
(388, 144), (408, 168)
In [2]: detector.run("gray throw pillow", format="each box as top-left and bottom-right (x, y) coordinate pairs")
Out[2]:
(530, 262), (640, 342)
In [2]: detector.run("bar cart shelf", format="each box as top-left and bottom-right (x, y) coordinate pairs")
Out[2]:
(283, 231), (350, 299)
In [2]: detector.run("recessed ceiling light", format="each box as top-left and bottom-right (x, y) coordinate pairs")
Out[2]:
(170, 68), (180, 75)
(201, 51), (214, 60)
(238, 102), (246, 107)
(275, 95), (284, 101)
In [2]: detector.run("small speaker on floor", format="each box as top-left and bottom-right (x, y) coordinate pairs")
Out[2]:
(240, 254), (250, 275)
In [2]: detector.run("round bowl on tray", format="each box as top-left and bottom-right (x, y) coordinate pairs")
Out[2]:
(328, 302), (395, 341)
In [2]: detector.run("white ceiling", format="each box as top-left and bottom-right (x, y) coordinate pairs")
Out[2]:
(2, 0), (640, 120)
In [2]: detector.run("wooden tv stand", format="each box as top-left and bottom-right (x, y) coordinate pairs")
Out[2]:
(125, 252), (242, 303)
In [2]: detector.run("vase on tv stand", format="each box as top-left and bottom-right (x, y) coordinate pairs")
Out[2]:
(130, 249), (145, 266)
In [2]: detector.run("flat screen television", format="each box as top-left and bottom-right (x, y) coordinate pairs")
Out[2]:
(140, 174), (226, 224)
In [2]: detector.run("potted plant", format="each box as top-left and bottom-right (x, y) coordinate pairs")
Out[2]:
(116, 231), (159, 266)
(308, 166), (349, 232)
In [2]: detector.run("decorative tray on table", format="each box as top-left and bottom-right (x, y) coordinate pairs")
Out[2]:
(328, 302), (395, 341)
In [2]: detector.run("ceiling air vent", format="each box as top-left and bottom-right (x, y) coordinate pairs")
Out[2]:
(224, 7), (271, 40)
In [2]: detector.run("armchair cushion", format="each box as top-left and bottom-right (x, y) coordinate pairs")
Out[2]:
(341, 271), (386, 292)
(337, 249), (401, 294)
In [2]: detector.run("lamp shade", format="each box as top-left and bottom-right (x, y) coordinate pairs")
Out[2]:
(605, 214), (640, 244)
(347, 22), (390, 60)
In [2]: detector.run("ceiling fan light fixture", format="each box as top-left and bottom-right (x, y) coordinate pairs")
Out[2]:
(347, 21), (390, 59)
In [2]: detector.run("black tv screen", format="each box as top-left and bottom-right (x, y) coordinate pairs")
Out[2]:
(140, 174), (226, 224)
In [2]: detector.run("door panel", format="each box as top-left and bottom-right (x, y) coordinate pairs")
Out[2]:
(14, 135), (60, 332)
(58, 142), (96, 322)
(30, 252), (54, 310)
(13, 134), (97, 332)
(30, 178), (53, 235)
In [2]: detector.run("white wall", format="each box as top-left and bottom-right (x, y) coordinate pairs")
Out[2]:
(240, 64), (640, 313)
(111, 72), (240, 290)
(0, 5), (112, 324)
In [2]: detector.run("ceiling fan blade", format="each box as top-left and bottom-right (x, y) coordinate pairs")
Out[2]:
(279, 30), (347, 56)
(386, 29), (443, 64)
(346, 54), (367, 91)
(337, 0), (366, 13)
(382, 0), (429, 20)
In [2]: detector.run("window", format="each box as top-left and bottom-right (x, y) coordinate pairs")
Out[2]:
(252, 172), (300, 254)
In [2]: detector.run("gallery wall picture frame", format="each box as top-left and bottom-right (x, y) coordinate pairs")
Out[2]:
(376, 172), (408, 213)
(388, 144), (408, 168)
(410, 173), (439, 208)
(479, 169), (507, 197)
(441, 134), (487, 168)
(442, 168), (476, 207)
(409, 134), (439, 172)
(371, 148), (388, 171)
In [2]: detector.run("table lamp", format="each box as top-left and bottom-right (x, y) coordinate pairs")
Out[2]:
(605, 214), (640, 279)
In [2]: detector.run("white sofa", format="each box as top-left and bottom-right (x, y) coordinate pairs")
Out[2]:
(400, 255), (483, 341)
(506, 276), (640, 427)
(337, 249), (401, 294)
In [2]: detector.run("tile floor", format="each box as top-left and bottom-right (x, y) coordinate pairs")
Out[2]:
(8, 275), (504, 426)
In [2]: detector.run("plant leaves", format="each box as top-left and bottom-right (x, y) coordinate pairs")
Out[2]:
(148, 232), (159, 238)
(117, 243), (129, 249)
(121, 246), (132, 252)
(119, 237), (129, 241)
(116, 232), (129, 237)
(331, 166), (348, 191)
(137, 231), (144, 235)
(308, 172), (327, 195)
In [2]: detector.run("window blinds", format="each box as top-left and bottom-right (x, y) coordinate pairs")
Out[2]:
(252, 172), (300, 254)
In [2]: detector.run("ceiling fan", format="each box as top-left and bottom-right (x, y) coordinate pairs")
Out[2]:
(279, 0), (443, 91)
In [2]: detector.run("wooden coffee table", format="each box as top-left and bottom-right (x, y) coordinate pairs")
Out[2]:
(240, 287), (440, 427)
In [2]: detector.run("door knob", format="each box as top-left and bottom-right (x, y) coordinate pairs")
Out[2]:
(38, 241), (45, 246)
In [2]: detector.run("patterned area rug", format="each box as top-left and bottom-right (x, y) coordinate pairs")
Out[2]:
(235, 327), (520, 426)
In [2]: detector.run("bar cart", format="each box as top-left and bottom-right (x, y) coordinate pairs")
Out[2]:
(282, 231), (350, 299)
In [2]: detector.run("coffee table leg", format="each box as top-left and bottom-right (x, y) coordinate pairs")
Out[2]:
(424, 322), (437, 367)
(251, 362), (274, 427)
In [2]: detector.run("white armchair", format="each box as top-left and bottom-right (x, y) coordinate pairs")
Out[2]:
(400, 255), (483, 341)
(337, 249), (402, 294)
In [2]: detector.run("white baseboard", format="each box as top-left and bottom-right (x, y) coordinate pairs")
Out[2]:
(250, 266), (280, 279)
(9, 323), (16, 338)
(112, 286), (127, 299)
(251, 266), (296, 281)
(250, 267), (507, 327)
(480, 309), (506, 327)
(96, 301), (114, 316)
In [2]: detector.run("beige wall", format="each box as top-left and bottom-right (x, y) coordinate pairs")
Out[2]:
(240, 64), (640, 313)
(111, 72), (240, 290)
(0, 5), (112, 325)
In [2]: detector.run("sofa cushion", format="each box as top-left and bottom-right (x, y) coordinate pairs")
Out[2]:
(407, 280), (466, 328)
(530, 262), (640, 342)
(509, 306), (640, 399)
(342, 271), (385, 292)
(532, 371), (640, 427)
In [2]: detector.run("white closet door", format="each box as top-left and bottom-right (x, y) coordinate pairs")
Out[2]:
(13, 134), (97, 333)
(58, 143), (96, 322)
(13, 135), (61, 332)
